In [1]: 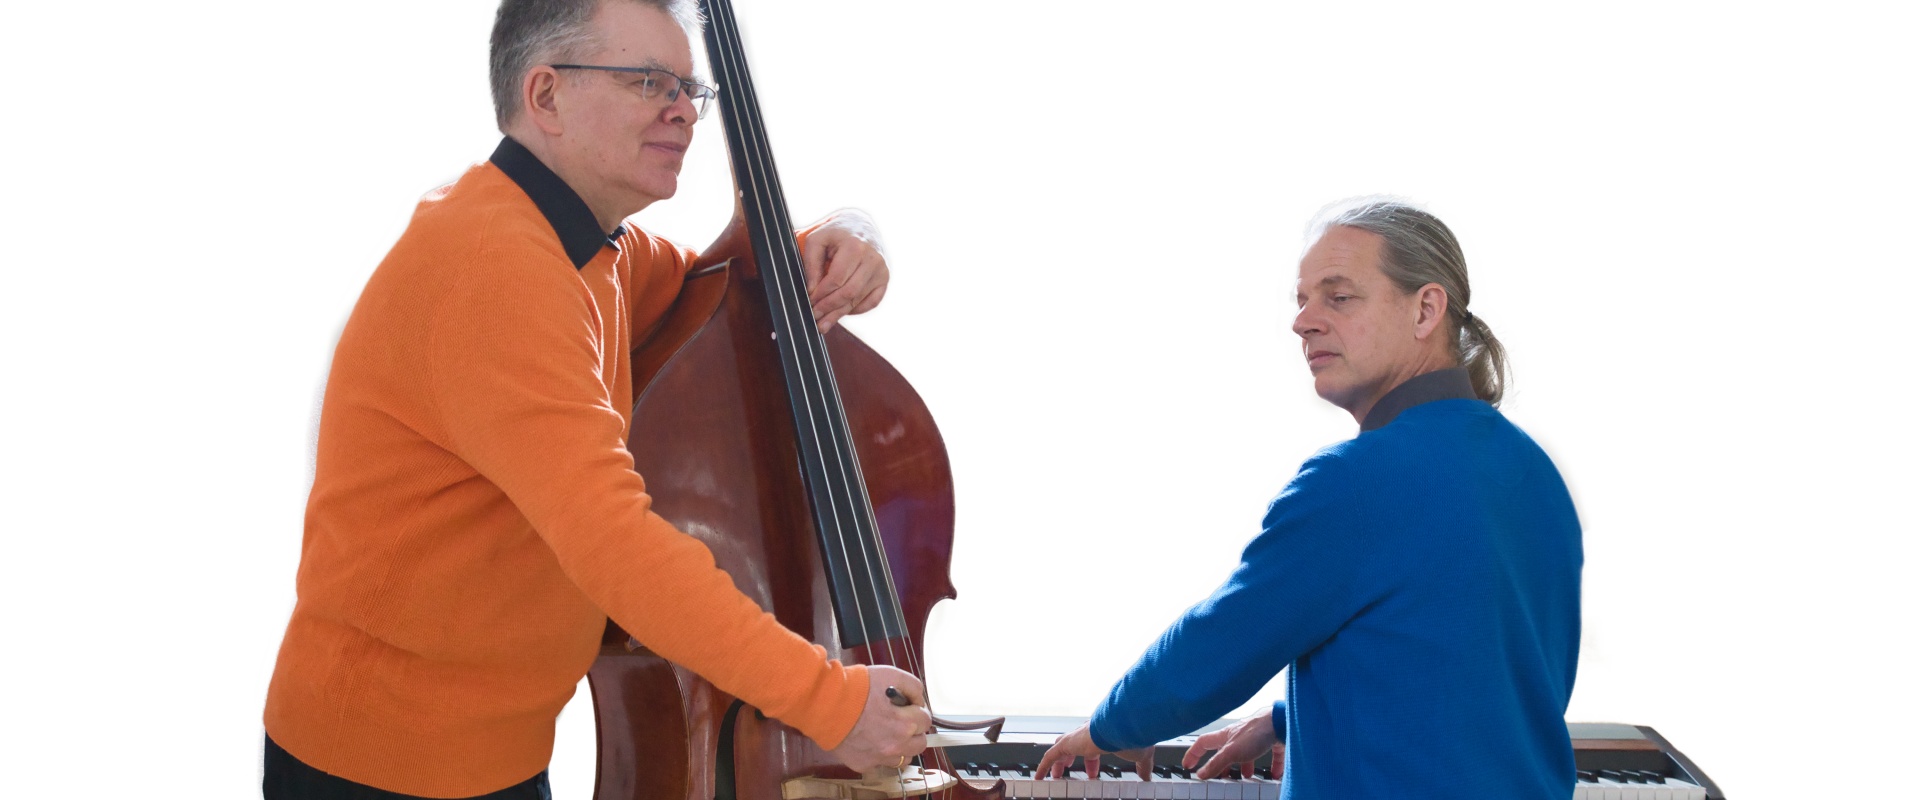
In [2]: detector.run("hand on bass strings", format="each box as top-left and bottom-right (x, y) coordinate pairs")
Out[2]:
(1182, 707), (1284, 780)
(1035, 722), (1155, 781)
(801, 209), (889, 333)
(827, 665), (930, 772)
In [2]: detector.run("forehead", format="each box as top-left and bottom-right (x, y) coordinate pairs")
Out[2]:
(1297, 226), (1388, 287)
(590, 2), (697, 73)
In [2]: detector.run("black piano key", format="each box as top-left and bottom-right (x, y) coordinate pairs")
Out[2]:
(1599, 769), (1626, 783)
(1227, 765), (1242, 780)
(1017, 763), (1032, 777)
(1576, 770), (1598, 783)
(1153, 766), (1173, 778)
(1256, 767), (1273, 780)
(985, 763), (1001, 776)
(1102, 764), (1121, 778)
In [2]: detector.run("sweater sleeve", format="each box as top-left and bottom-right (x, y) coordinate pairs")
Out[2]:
(425, 250), (867, 749)
(1089, 453), (1381, 751)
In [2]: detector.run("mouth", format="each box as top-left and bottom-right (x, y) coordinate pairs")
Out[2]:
(1306, 350), (1338, 370)
(644, 140), (689, 155)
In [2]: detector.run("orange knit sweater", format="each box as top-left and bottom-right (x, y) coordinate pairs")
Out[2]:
(264, 152), (867, 797)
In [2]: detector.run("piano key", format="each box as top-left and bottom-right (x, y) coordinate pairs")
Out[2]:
(1066, 770), (1090, 800)
(1663, 775), (1707, 800)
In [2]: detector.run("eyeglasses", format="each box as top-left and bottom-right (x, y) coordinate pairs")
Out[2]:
(550, 64), (717, 119)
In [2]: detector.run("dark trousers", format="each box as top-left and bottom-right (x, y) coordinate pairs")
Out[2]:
(263, 736), (551, 800)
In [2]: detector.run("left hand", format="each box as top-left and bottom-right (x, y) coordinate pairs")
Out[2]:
(1035, 722), (1155, 781)
(800, 209), (890, 333)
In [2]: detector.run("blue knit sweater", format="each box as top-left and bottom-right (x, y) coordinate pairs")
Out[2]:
(1089, 389), (1582, 799)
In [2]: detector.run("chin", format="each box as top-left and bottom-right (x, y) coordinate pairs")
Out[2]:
(1314, 375), (1363, 412)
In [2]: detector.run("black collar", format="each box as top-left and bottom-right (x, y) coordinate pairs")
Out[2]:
(1360, 367), (1478, 432)
(488, 137), (626, 270)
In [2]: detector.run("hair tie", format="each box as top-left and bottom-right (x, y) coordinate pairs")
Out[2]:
(1461, 309), (1475, 324)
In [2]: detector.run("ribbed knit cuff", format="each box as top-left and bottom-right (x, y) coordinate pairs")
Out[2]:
(784, 660), (869, 750)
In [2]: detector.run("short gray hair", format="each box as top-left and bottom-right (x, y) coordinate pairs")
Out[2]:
(1305, 196), (1510, 406)
(489, 0), (704, 131)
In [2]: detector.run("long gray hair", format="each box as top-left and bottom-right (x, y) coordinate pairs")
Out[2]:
(1305, 196), (1510, 406)
(489, 0), (703, 131)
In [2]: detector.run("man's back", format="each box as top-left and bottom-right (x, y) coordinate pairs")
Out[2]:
(1281, 398), (1582, 798)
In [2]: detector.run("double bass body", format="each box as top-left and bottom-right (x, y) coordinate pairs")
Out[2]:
(587, 212), (977, 798)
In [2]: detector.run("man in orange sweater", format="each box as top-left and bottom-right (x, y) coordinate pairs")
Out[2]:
(262, 1), (927, 797)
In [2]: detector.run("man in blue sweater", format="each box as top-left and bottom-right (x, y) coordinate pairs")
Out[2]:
(1038, 198), (1582, 799)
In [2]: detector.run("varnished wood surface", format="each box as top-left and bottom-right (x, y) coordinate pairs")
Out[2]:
(587, 215), (995, 800)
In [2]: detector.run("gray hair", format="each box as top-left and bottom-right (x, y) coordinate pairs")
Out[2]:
(1304, 196), (1510, 406)
(490, 0), (704, 131)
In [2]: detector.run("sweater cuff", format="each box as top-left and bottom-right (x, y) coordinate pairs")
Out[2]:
(1270, 700), (1288, 745)
(1087, 715), (1123, 754)
(779, 659), (870, 751)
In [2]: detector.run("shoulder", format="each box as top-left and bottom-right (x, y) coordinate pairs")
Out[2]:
(348, 164), (602, 338)
(1365, 400), (1572, 506)
(367, 164), (602, 322)
(391, 162), (575, 282)
(1270, 401), (1527, 516)
(615, 226), (700, 274)
(1355, 399), (1518, 461)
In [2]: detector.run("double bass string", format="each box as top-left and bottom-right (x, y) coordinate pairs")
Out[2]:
(702, 0), (909, 675)
(721, 5), (934, 692)
(705, 3), (959, 791)
(701, 0), (946, 778)
(706, 2), (949, 786)
(698, 0), (875, 664)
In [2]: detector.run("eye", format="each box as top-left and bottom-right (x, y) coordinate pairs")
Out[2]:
(1330, 294), (1353, 304)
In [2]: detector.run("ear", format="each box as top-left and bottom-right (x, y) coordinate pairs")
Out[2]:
(522, 67), (567, 137)
(1411, 283), (1450, 341)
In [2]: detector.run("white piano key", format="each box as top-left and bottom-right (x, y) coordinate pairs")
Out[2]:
(1665, 776), (1706, 800)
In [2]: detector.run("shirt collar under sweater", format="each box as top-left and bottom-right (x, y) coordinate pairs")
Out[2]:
(489, 136), (628, 270)
(1360, 367), (1478, 432)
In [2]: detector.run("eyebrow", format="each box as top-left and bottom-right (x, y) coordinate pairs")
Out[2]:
(1296, 273), (1357, 304)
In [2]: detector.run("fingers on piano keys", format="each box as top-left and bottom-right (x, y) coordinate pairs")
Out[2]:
(957, 762), (1708, 800)
(954, 761), (1284, 800)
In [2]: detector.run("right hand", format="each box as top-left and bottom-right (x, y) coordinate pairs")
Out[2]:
(826, 665), (931, 772)
(1182, 707), (1284, 780)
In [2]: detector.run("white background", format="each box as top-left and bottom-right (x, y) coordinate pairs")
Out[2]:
(3, 1), (1916, 797)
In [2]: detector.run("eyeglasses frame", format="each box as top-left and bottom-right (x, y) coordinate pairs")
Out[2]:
(548, 64), (718, 119)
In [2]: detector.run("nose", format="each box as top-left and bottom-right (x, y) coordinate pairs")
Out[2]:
(1292, 303), (1325, 339)
(661, 89), (697, 126)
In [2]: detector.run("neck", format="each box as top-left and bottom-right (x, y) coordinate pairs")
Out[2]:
(1345, 352), (1457, 424)
(506, 128), (649, 234)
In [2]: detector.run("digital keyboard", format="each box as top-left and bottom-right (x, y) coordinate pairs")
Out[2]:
(936, 716), (1725, 800)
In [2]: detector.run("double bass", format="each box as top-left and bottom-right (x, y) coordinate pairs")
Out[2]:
(587, 1), (1004, 799)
